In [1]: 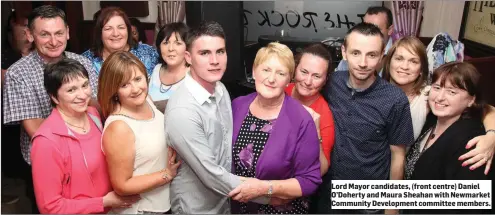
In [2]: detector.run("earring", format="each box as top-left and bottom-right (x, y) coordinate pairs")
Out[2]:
(114, 95), (119, 101)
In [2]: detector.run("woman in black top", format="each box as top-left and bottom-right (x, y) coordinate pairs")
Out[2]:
(405, 62), (492, 214)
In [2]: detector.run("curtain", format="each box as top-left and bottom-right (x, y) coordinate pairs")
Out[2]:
(391, 1), (424, 41)
(155, 1), (186, 44)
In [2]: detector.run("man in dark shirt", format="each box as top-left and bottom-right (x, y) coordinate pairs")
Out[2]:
(316, 23), (414, 214)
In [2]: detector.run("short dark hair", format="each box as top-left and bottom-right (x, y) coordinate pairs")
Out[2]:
(28, 5), (68, 31)
(44, 58), (90, 107)
(93, 10), (101, 21)
(156, 22), (189, 65)
(185, 21), (225, 51)
(129, 17), (147, 43)
(343, 22), (385, 50)
(91, 7), (136, 58)
(295, 43), (333, 76)
(365, 6), (393, 28)
(432, 62), (485, 119)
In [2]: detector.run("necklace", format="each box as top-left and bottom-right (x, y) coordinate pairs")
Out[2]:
(159, 83), (173, 93)
(422, 124), (437, 153)
(65, 120), (87, 133)
(58, 108), (88, 133)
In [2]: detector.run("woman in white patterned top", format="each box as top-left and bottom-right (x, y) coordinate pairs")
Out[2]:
(382, 36), (495, 174)
(148, 22), (189, 113)
(97, 51), (181, 214)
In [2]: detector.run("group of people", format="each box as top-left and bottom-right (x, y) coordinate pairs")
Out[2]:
(2, 4), (495, 215)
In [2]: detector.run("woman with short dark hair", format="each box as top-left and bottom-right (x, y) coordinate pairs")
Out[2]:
(31, 58), (140, 214)
(148, 22), (189, 112)
(404, 62), (492, 214)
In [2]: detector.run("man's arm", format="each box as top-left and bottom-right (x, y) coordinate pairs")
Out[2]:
(165, 108), (241, 195)
(21, 119), (44, 138)
(387, 96), (414, 180)
(389, 145), (406, 180)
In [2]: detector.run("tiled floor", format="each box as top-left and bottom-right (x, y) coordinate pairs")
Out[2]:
(1, 177), (33, 214)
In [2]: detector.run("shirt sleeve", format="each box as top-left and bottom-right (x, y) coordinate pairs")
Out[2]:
(31, 136), (105, 214)
(387, 97), (415, 146)
(78, 57), (99, 98)
(2, 69), (43, 124)
(165, 107), (241, 196)
(319, 106), (335, 164)
(293, 117), (322, 196)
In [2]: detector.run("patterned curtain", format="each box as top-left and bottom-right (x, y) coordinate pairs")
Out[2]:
(391, 1), (425, 41)
(154, 1), (186, 44)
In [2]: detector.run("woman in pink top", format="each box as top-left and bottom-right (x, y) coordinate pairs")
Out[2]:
(31, 59), (140, 214)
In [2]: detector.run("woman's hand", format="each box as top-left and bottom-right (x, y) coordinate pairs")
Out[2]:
(459, 133), (495, 175)
(166, 147), (181, 178)
(229, 178), (269, 203)
(102, 191), (141, 208)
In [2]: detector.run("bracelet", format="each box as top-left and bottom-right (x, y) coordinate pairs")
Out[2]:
(267, 180), (273, 198)
(161, 170), (171, 183)
(487, 129), (495, 135)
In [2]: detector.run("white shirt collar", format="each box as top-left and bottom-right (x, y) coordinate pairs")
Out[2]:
(384, 37), (393, 55)
(184, 71), (224, 105)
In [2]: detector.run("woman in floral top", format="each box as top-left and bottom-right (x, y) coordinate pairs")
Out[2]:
(82, 7), (158, 76)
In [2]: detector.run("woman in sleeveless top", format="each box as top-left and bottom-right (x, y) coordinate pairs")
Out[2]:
(97, 51), (181, 214)
(31, 59), (139, 214)
(382, 36), (495, 174)
(148, 22), (189, 113)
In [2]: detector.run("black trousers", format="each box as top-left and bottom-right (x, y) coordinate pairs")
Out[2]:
(1, 124), (39, 213)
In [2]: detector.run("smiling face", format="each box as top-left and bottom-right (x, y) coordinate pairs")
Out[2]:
(101, 15), (128, 53)
(116, 66), (148, 108)
(28, 17), (69, 62)
(185, 35), (227, 91)
(342, 32), (384, 84)
(52, 76), (92, 115)
(253, 57), (291, 100)
(429, 78), (475, 122)
(160, 32), (187, 67)
(390, 45), (422, 87)
(294, 53), (329, 98)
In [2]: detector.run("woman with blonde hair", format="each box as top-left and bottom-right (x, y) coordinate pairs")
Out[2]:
(382, 36), (495, 174)
(98, 51), (180, 214)
(229, 42), (321, 214)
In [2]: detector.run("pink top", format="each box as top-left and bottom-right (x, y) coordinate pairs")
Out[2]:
(31, 107), (112, 214)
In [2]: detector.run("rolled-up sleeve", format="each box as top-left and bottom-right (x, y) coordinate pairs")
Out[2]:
(293, 118), (322, 196)
(165, 107), (240, 196)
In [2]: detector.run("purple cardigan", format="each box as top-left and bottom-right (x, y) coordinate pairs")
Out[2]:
(231, 92), (322, 196)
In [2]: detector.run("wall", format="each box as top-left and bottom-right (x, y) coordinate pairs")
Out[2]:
(82, 1), (158, 22)
(419, 1), (465, 40)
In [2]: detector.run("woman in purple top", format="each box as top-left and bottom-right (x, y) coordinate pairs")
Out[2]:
(229, 42), (322, 214)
